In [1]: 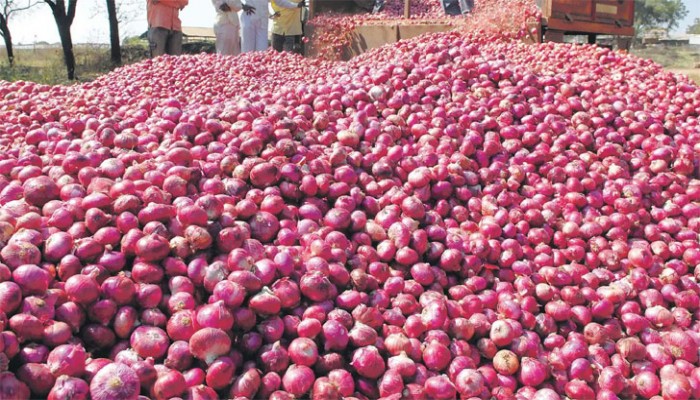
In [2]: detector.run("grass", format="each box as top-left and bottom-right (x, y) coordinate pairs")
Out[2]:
(630, 45), (700, 69)
(629, 44), (700, 84)
(0, 43), (149, 85)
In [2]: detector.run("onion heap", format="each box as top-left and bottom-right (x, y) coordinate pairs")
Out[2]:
(307, 0), (541, 60)
(0, 0), (699, 399)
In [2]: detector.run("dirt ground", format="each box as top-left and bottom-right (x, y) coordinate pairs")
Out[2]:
(667, 68), (700, 84)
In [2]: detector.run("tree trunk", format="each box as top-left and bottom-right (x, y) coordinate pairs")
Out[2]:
(56, 15), (76, 79)
(0, 14), (14, 66)
(46, 0), (78, 80)
(106, 0), (120, 66)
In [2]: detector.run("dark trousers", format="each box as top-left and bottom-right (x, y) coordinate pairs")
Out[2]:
(272, 34), (302, 54)
(149, 27), (183, 57)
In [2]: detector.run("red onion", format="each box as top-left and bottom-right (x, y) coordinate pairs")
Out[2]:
(189, 327), (231, 365)
(12, 264), (50, 296)
(152, 370), (186, 400)
(288, 337), (319, 367)
(165, 340), (194, 371)
(196, 301), (234, 330)
(17, 363), (55, 396)
(65, 274), (99, 305)
(0, 10), (700, 399)
(47, 344), (87, 377)
(47, 376), (89, 400)
(206, 356), (236, 389)
(130, 326), (169, 359)
(350, 346), (385, 379)
(229, 367), (261, 398)
(282, 364), (314, 397)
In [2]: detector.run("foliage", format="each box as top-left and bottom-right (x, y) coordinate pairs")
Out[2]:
(634, 0), (689, 34)
(687, 17), (700, 35)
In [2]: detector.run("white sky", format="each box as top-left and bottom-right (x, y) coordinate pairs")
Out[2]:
(10, 0), (700, 45)
(13, 1), (217, 45)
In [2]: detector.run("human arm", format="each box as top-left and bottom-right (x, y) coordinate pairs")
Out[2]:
(242, 3), (256, 14)
(212, 0), (235, 12)
(273, 0), (304, 9)
(153, 0), (188, 8)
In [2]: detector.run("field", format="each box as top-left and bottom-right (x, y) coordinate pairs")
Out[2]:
(0, 41), (699, 85)
(0, 43), (150, 84)
(630, 44), (700, 84)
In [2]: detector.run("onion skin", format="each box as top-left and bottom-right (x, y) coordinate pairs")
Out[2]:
(88, 364), (134, 400)
(189, 328), (232, 365)
(46, 344), (87, 377)
(47, 376), (89, 400)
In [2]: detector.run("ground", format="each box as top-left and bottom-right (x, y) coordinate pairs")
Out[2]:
(630, 45), (700, 84)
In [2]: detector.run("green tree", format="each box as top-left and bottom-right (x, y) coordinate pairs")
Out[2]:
(687, 17), (700, 34)
(635, 0), (689, 34)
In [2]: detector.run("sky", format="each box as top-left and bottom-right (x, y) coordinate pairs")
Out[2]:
(12, 1), (218, 45)
(10, 0), (700, 45)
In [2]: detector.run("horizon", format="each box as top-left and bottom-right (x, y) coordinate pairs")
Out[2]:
(8, 0), (700, 46)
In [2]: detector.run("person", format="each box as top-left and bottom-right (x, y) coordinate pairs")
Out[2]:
(270, 0), (305, 54)
(240, 0), (271, 53)
(147, 0), (189, 57)
(212, 0), (256, 55)
(441, 0), (473, 15)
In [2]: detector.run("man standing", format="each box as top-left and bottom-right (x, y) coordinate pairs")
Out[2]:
(240, 0), (270, 53)
(147, 0), (189, 57)
(270, 0), (305, 54)
(212, 0), (256, 55)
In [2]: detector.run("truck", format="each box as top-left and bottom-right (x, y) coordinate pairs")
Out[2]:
(305, 0), (635, 58)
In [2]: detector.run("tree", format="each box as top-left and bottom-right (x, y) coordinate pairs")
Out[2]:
(44, 0), (78, 80)
(0, 1), (39, 66)
(106, 0), (120, 65)
(635, 0), (688, 35)
(687, 17), (700, 35)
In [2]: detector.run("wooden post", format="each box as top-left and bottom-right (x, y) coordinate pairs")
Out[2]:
(308, 0), (315, 20)
(404, 0), (410, 18)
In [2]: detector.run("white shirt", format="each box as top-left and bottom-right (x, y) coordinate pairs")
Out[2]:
(212, 0), (243, 26)
(241, 0), (269, 21)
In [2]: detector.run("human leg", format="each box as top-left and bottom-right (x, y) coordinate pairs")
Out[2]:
(148, 27), (169, 57)
(215, 24), (239, 55)
(255, 18), (269, 51)
(240, 15), (256, 53)
(166, 30), (183, 55)
(272, 33), (285, 52)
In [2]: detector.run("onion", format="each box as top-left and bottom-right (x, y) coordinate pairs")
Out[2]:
(130, 326), (170, 359)
(282, 364), (314, 397)
(47, 344), (87, 377)
(17, 363), (55, 396)
(164, 340), (194, 371)
(229, 367), (261, 398)
(288, 337), (319, 367)
(153, 370), (187, 400)
(189, 327), (231, 365)
(0, 9), (699, 399)
(65, 274), (100, 305)
(47, 376), (89, 400)
(12, 264), (50, 296)
(350, 346), (385, 379)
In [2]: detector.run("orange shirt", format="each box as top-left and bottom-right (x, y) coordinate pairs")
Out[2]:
(147, 0), (189, 31)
